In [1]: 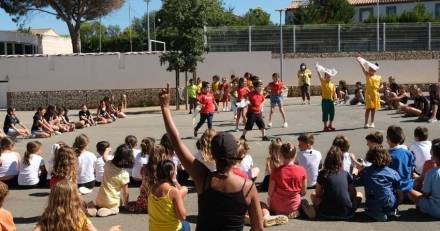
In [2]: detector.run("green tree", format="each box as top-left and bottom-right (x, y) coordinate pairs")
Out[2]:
(302, 0), (354, 24)
(363, 3), (434, 23)
(158, 0), (207, 109)
(80, 22), (107, 53)
(0, 0), (124, 53)
(243, 7), (272, 26)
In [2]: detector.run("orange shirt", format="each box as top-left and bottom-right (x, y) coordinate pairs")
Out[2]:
(0, 208), (16, 231)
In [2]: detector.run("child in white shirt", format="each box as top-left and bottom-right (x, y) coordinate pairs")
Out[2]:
(409, 126), (432, 175)
(132, 137), (154, 181)
(125, 135), (141, 184)
(295, 133), (322, 188)
(18, 141), (46, 188)
(73, 134), (97, 191)
(95, 141), (113, 186)
(237, 139), (260, 180)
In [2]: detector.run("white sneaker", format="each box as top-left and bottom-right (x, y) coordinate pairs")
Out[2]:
(267, 122), (272, 128)
(79, 187), (93, 195)
(282, 122), (288, 128)
(55, 131), (62, 135)
(369, 123), (375, 128)
(264, 215), (289, 227)
(364, 124), (369, 129)
(428, 118), (438, 123)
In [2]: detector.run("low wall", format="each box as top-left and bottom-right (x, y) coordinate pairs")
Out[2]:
(7, 83), (434, 111)
(7, 88), (178, 111)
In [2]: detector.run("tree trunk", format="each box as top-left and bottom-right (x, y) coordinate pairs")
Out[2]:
(175, 69), (180, 110)
(67, 22), (82, 53)
(185, 71), (188, 110)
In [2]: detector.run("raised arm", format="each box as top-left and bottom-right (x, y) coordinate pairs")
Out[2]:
(315, 65), (324, 82)
(159, 84), (209, 192)
(356, 58), (369, 76)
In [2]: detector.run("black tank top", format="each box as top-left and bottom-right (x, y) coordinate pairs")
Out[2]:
(196, 174), (253, 231)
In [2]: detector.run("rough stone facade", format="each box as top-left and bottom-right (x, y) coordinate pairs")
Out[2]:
(7, 88), (177, 111)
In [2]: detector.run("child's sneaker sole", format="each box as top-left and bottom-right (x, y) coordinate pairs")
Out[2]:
(287, 210), (300, 219)
(264, 215), (289, 227)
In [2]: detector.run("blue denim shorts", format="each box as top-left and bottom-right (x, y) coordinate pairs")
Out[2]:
(270, 95), (283, 106)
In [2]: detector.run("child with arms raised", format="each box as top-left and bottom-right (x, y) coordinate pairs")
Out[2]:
(269, 142), (307, 218)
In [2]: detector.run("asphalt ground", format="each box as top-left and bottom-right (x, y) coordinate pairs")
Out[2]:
(2, 96), (440, 231)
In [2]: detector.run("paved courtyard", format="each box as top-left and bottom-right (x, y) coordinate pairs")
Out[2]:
(2, 96), (440, 231)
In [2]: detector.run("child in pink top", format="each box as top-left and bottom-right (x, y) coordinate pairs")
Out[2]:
(269, 142), (307, 218)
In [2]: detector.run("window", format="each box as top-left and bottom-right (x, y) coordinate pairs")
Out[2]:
(386, 6), (397, 16)
(359, 7), (374, 22)
(436, 3), (440, 18)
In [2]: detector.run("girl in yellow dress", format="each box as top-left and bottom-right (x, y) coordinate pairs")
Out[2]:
(357, 57), (382, 128)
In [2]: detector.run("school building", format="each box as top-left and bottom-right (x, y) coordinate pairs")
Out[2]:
(0, 28), (72, 55)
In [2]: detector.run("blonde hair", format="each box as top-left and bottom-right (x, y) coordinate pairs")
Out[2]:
(72, 134), (89, 157)
(237, 139), (250, 161)
(280, 142), (297, 160)
(266, 138), (282, 173)
(37, 180), (87, 231)
(52, 147), (77, 183)
(198, 129), (217, 163)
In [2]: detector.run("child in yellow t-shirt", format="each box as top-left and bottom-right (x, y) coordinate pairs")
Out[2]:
(148, 160), (189, 231)
(357, 57), (382, 128)
(316, 64), (337, 132)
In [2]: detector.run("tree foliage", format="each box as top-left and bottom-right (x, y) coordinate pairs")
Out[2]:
(243, 7), (272, 26)
(0, 0), (124, 53)
(287, 0), (355, 24)
(157, 0), (207, 109)
(364, 3), (436, 23)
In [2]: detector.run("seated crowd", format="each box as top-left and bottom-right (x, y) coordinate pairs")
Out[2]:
(0, 93), (439, 231)
(0, 95), (127, 140)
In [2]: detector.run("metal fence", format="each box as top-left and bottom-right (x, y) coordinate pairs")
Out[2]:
(206, 23), (440, 53)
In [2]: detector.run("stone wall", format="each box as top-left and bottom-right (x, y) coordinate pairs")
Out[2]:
(7, 88), (177, 111)
(7, 83), (436, 111)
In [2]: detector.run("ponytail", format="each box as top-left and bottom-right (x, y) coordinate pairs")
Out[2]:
(24, 141), (42, 166)
(72, 134), (89, 156)
(280, 142), (296, 160)
(140, 137), (155, 158)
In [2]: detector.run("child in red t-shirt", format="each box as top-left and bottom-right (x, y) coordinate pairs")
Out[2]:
(241, 80), (269, 141)
(235, 78), (250, 132)
(194, 81), (218, 137)
(266, 73), (288, 129)
(269, 142), (307, 218)
(0, 182), (16, 231)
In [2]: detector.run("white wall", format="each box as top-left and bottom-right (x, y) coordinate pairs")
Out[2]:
(0, 52), (438, 93)
(40, 35), (73, 55)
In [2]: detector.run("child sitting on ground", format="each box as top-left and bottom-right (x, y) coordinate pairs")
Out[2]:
(386, 126), (415, 196)
(337, 80), (349, 104)
(0, 182), (16, 231)
(95, 141), (113, 186)
(89, 144), (133, 217)
(50, 147), (77, 188)
(3, 107), (31, 138)
(0, 137), (20, 187)
(148, 160), (190, 231)
(332, 135), (362, 176)
(409, 127), (432, 177)
(132, 137), (154, 182)
(415, 138), (440, 191)
(366, 131), (384, 149)
(302, 146), (363, 220)
(73, 134), (97, 193)
(35, 180), (121, 231)
(125, 135), (141, 184)
(410, 142), (440, 218)
(79, 105), (96, 127)
(349, 82), (365, 105)
(194, 129), (217, 172)
(295, 133), (322, 188)
(361, 145), (402, 222)
(161, 134), (188, 185)
(18, 141), (47, 188)
(127, 144), (165, 213)
(237, 139), (260, 181)
(31, 107), (53, 138)
(260, 138), (282, 192)
(400, 88), (430, 117)
(269, 142), (307, 218)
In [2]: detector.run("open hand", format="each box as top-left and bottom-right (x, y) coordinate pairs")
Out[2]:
(160, 83), (171, 108)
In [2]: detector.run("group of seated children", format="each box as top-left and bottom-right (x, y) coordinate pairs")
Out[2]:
(2, 95), (127, 140)
(0, 124), (439, 230)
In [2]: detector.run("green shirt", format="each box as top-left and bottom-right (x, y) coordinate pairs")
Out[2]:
(187, 84), (198, 98)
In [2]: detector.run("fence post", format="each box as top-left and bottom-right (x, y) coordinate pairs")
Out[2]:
(293, 25), (296, 53)
(203, 26), (207, 49)
(338, 24), (341, 52)
(248, 26), (252, 53)
(383, 23), (386, 52)
(428, 22), (432, 50)
(377, 21), (380, 51)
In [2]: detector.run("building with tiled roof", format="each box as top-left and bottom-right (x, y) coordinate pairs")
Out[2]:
(286, 0), (440, 23)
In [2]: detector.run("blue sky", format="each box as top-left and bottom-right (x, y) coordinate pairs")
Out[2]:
(0, 0), (292, 35)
